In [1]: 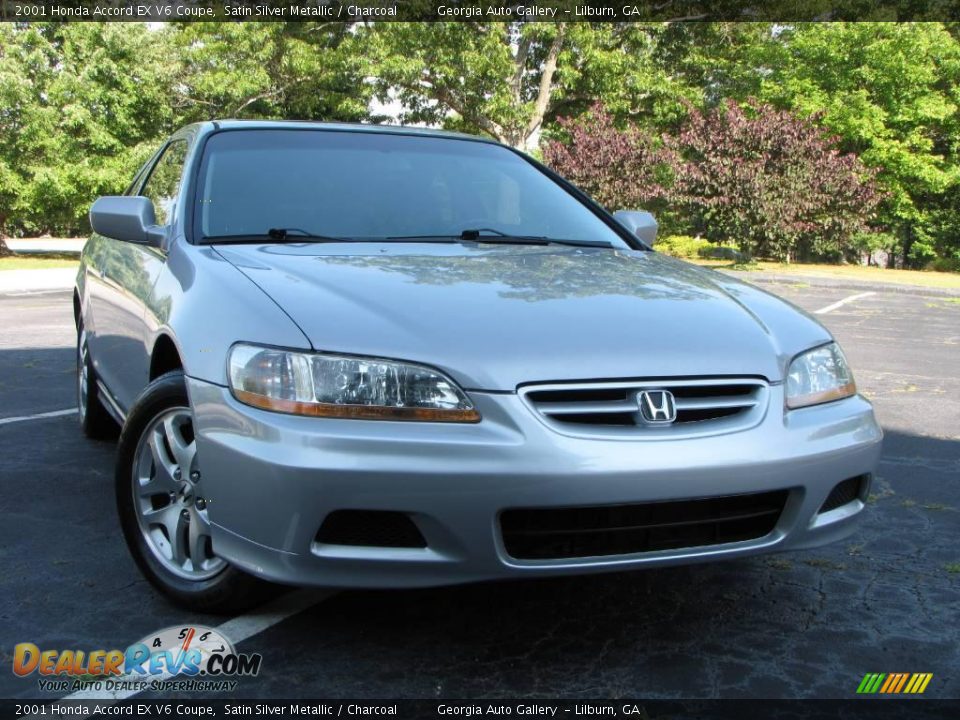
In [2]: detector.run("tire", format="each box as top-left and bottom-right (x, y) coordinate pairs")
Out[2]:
(116, 370), (274, 613)
(77, 320), (119, 440)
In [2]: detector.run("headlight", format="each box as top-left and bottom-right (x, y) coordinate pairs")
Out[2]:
(786, 342), (856, 409)
(228, 344), (480, 422)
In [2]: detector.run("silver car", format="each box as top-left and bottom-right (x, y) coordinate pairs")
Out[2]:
(76, 121), (882, 611)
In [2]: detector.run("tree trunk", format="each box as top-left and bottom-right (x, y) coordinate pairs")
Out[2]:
(518, 23), (566, 150)
(0, 219), (11, 257)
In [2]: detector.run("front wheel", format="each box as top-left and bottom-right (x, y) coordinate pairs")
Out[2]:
(116, 370), (273, 612)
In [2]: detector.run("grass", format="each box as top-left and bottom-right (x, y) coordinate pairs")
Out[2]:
(691, 258), (960, 290)
(0, 252), (79, 271)
(765, 558), (793, 570)
(803, 558), (847, 570)
(946, 563), (960, 574)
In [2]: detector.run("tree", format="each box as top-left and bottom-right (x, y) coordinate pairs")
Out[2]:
(0, 25), (25, 254)
(0, 22), (374, 240)
(647, 22), (777, 111)
(0, 23), (178, 237)
(542, 102), (675, 212)
(670, 100), (883, 262)
(366, 23), (694, 150)
(168, 22), (372, 123)
(758, 23), (960, 265)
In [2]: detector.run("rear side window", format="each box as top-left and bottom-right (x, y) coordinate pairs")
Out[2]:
(141, 140), (188, 226)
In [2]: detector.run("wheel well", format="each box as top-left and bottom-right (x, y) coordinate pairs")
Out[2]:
(150, 335), (183, 380)
(73, 292), (81, 330)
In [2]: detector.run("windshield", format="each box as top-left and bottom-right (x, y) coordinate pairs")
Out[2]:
(193, 129), (630, 248)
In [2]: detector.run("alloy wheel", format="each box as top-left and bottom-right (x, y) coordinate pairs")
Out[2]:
(132, 407), (225, 580)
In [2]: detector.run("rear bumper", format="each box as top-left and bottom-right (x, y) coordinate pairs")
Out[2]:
(187, 378), (882, 588)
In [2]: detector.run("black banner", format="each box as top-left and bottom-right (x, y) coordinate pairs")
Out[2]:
(3, 699), (959, 720)
(2, 0), (960, 22)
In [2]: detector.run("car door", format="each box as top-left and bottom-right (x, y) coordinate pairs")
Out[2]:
(86, 140), (190, 414)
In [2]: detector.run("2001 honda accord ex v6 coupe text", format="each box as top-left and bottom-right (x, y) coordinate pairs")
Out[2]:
(76, 121), (882, 611)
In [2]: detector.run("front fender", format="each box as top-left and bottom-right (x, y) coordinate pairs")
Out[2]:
(144, 240), (311, 387)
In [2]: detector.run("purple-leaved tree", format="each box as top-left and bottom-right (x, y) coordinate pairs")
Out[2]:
(543, 103), (675, 213)
(544, 101), (882, 262)
(670, 100), (883, 262)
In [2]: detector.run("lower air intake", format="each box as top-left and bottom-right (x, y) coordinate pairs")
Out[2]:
(316, 510), (427, 548)
(501, 490), (788, 560)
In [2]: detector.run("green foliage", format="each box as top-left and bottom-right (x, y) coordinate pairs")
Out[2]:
(170, 23), (371, 123)
(0, 22), (372, 239)
(850, 231), (898, 265)
(908, 241), (939, 266)
(757, 23), (960, 265)
(366, 22), (564, 147)
(0, 19), (958, 271)
(851, 231), (897, 254)
(0, 24), (176, 236)
(927, 257), (960, 272)
(366, 23), (694, 149)
(655, 235), (713, 259)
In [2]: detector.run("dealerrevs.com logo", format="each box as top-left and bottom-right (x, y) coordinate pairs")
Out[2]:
(13, 625), (262, 693)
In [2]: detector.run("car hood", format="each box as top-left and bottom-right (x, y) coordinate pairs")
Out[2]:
(215, 243), (831, 391)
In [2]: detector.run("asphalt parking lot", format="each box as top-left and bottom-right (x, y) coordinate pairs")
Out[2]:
(1, 276), (958, 701)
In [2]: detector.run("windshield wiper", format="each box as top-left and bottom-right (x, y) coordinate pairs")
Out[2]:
(457, 227), (614, 248)
(385, 229), (615, 249)
(203, 228), (352, 245)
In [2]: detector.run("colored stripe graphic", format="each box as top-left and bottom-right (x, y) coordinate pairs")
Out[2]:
(907, 673), (934, 693)
(893, 673), (909, 693)
(857, 673), (932, 694)
(856, 673), (885, 693)
(879, 674), (897, 693)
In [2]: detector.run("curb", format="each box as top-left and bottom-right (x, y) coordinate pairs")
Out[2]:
(4, 238), (86, 254)
(0, 268), (77, 295)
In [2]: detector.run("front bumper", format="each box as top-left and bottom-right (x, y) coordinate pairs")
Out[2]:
(187, 378), (882, 588)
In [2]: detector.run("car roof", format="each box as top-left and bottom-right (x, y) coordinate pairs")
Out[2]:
(190, 119), (499, 145)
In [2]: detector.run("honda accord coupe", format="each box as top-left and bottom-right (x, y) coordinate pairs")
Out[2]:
(75, 121), (882, 611)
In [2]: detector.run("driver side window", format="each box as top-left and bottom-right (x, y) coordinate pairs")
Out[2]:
(141, 141), (188, 226)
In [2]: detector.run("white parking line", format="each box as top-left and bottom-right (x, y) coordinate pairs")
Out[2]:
(814, 291), (876, 314)
(0, 408), (77, 426)
(21, 588), (336, 717)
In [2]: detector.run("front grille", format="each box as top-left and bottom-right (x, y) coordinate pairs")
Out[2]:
(315, 510), (427, 548)
(500, 490), (788, 560)
(819, 475), (868, 513)
(520, 378), (767, 438)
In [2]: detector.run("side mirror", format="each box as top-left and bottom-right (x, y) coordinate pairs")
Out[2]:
(613, 210), (658, 246)
(90, 196), (165, 246)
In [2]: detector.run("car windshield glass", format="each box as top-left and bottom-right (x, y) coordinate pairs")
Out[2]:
(195, 129), (630, 248)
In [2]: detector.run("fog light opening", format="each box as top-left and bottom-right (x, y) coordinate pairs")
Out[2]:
(818, 474), (870, 514)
